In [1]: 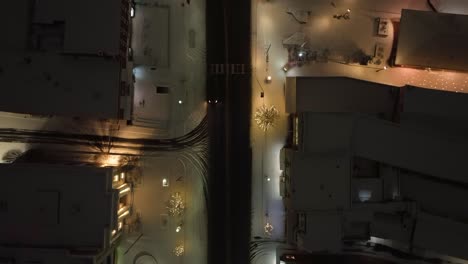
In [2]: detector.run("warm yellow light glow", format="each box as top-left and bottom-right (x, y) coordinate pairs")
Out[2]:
(116, 183), (127, 190)
(120, 187), (131, 195)
(118, 221), (123, 230)
(118, 206), (127, 215)
(111, 229), (116, 236)
(118, 210), (130, 219)
(113, 175), (119, 182)
(267, 75), (272, 81)
(176, 226), (182, 232)
(162, 178), (169, 187)
(120, 172), (125, 180)
(100, 155), (121, 167)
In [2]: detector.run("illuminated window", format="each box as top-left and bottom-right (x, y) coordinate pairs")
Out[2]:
(293, 116), (299, 147)
(120, 172), (125, 181)
(359, 190), (372, 202)
(113, 175), (119, 182)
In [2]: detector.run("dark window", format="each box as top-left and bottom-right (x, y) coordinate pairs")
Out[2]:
(156, 86), (169, 94)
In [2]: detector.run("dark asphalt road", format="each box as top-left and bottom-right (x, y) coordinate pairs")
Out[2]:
(207, 0), (252, 263)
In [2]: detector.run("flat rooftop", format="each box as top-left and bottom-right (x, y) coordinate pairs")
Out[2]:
(0, 164), (116, 248)
(285, 77), (397, 114)
(0, 53), (122, 118)
(0, 0), (129, 118)
(396, 9), (468, 71)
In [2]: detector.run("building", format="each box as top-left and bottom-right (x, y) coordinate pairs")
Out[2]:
(0, 164), (132, 264)
(280, 77), (468, 263)
(0, 0), (133, 120)
(395, 9), (468, 71)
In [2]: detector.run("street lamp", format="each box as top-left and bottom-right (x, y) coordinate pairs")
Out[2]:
(178, 100), (183, 104)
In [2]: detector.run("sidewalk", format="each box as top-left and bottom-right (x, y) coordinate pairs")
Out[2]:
(130, 0), (207, 138)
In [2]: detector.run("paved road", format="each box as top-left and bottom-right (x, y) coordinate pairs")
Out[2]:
(0, 116), (207, 155)
(206, 0), (252, 263)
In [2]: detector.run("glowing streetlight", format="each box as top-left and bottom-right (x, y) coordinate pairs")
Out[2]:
(162, 178), (169, 187)
(178, 100), (183, 104)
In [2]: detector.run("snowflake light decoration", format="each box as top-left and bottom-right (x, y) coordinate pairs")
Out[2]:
(254, 105), (279, 132)
(167, 192), (185, 216)
(174, 244), (184, 256)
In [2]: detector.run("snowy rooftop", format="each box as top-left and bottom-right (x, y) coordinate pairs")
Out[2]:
(396, 9), (468, 71)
